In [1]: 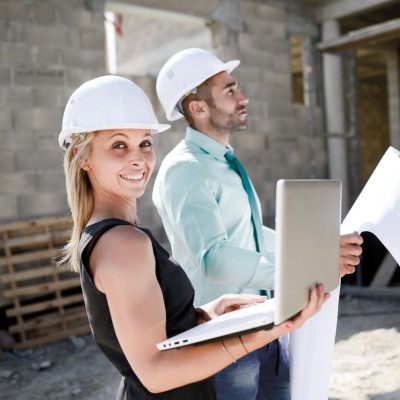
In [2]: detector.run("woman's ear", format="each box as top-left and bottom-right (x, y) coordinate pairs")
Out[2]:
(80, 159), (91, 171)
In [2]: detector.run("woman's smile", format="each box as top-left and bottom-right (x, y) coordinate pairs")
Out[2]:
(120, 172), (145, 181)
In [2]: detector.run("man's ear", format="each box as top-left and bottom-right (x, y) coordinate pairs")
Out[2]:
(188, 100), (209, 119)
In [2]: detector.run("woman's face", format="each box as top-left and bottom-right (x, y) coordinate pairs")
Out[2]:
(84, 129), (155, 201)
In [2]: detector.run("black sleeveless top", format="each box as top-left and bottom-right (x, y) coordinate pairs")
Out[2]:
(78, 218), (216, 399)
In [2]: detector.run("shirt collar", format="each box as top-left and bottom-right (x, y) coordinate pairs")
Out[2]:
(185, 126), (233, 161)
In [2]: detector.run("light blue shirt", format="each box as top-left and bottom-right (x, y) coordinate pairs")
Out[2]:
(153, 127), (275, 306)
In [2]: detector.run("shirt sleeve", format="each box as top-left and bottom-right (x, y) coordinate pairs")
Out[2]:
(162, 164), (275, 290)
(245, 226), (276, 288)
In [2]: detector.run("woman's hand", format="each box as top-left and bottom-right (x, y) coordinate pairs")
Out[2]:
(198, 293), (267, 321)
(224, 283), (330, 355)
(280, 283), (329, 332)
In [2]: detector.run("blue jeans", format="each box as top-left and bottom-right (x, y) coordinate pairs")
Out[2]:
(213, 338), (290, 400)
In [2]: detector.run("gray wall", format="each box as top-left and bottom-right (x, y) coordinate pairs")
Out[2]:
(0, 0), (105, 221)
(0, 0), (327, 238)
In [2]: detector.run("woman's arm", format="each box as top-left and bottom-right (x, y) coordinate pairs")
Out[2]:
(90, 225), (328, 394)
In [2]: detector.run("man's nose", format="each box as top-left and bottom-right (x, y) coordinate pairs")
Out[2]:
(238, 91), (249, 105)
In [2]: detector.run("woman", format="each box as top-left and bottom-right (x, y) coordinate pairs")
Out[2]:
(58, 75), (328, 399)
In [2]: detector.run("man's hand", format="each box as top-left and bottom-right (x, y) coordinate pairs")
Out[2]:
(340, 232), (363, 277)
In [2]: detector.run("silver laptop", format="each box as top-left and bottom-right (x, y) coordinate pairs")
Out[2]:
(157, 179), (341, 350)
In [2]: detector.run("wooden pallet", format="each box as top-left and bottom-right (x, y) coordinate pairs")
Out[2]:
(0, 216), (90, 349)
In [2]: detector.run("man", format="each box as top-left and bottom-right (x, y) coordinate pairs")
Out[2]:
(153, 48), (362, 400)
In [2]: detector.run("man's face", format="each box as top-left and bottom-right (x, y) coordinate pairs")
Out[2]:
(206, 72), (249, 134)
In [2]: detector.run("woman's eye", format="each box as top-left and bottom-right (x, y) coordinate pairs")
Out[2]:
(141, 141), (153, 149)
(113, 142), (126, 149)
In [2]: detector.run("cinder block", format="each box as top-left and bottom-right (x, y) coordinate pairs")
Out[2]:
(34, 130), (64, 152)
(272, 55), (290, 73)
(66, 69), (102, 88)
(240, 2), (285, 22)
(9, 43), (33, 66)
(238, 47), (273, 69)
(14, 67), (65, 87)
(33, 87), (67, 108)
(240, 33), (275, 53)
(0, 66), (11, 84)
(15, 150), (63, 171)
(0, 194), (18, 221)
(31, 4), (57, 25)
(0, 110), (12, 131)
(268, 101), (295, 120)
(0, 130), (18, 151)
(231, 67), (260, 87)
(0, 1), (30, 23)
(0, 172), (37, 194)
(272, 40), (290, 55)
(37, 170), (65, 192)
(0, 43), (8, 66)
(244, 17), (273, 35)
(247, 100), (269, 118)
(12, 128), (36, 151)
(33, 47), (60, 67)
(80, 29), (104, 50)
(14, 108), (63, 131)
(0, 21), (9, 41)
(17, 192), (69, 218)
(0, 151), (15, 172)
(0, 87), (34, 108)
(234, 133), (268, 151)
(58, 9), (94, 28)
(61, 48), (104, 69)
(271, 22), (285, 39)
(19, 24), (70, 47)
(67, 29), (81, 49)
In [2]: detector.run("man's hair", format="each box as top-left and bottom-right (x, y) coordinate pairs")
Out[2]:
(181, 79), (215, 128)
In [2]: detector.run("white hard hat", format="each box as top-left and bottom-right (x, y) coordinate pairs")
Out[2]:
(156, 48), (240, 121)
(59, 75), (170, 149)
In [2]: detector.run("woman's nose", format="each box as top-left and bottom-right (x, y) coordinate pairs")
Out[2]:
(128, 150), (145, 166)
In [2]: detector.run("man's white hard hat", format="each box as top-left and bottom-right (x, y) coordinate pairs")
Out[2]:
(59, 75), (170, 149)
(156, 48), (240, 122)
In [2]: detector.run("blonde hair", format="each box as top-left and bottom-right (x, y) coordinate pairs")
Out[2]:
(60, 132), (96, 272)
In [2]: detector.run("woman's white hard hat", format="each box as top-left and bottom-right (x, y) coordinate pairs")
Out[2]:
(156, 48), (240, 122)
(58, 75), (170, 149)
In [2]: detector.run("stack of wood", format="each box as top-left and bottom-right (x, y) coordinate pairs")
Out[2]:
(0, 216), (90, 350)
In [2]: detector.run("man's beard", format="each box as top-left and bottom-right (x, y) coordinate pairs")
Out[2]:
(208, 104), (247, 133)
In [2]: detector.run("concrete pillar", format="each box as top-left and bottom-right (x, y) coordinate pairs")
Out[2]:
(387, 49), (400, 149)
(322, 19), (349, 214)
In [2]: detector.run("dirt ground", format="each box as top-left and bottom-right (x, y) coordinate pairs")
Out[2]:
(1, 294), (399, 400)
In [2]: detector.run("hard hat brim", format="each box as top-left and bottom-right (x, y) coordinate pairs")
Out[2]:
(167, 59), (241, 121)
(59, 123), (170, 150)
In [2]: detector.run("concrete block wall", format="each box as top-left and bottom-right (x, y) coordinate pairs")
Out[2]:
(358, 81), (390, 184)
(0, 0), (106, 222)
(231, 1), (325, 224)
(126, 0), (327, 232)
(0, 0), (327, 238)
